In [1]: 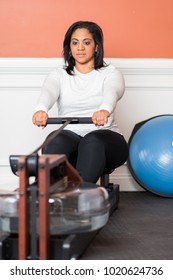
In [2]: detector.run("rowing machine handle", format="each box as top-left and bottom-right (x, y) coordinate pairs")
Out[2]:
(47, 117), (93, 124)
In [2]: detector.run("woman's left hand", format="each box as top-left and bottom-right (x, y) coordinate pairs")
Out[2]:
(92, 110), (110, 127)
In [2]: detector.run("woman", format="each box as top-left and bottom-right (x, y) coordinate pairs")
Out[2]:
(32, 21), (128, 183)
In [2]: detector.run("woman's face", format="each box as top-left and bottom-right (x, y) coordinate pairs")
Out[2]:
(70, 28), (98, 68)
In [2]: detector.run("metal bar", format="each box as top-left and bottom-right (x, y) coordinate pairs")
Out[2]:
(47, 117), (93, 124)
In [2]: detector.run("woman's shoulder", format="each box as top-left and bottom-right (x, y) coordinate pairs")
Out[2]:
(101, 63), (119, 72)
(99, 63), (123, 77)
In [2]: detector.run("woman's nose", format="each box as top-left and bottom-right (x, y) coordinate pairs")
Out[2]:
(78, 42), (84, 50)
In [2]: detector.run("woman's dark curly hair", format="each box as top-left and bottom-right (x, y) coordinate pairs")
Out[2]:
(63, 21), (106, 75)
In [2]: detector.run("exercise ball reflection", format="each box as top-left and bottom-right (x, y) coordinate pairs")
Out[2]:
(129, 115), (173, 197)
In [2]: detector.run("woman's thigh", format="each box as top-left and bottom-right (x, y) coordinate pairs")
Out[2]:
(78, 129), (128, 170)
(42, 129), (82, 164)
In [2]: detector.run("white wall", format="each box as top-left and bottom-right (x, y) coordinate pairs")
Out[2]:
(1, 58), (173, 191)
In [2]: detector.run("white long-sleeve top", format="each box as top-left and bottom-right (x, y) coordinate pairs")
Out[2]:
(35, 64), (125, 136)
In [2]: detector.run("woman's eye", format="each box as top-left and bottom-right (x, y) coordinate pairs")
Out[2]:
(71, 41), (78, 45)
(84, 41), (90, 45)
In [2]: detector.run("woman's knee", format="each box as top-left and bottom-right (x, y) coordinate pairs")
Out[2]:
(79, 130), (105, 148)
(43, 130), (80, 154)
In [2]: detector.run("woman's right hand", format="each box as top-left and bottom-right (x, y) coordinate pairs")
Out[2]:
(32, 110), (48, 128)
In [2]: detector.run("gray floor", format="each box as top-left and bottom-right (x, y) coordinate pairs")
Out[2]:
(81, 192), (173, 260)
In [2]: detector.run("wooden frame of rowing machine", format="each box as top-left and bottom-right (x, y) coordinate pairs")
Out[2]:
(18, 153), (82, 260)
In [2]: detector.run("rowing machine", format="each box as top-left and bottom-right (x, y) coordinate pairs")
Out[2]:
(0, 117), (119, 259)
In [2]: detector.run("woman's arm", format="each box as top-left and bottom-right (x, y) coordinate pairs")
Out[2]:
(32, 70), (61, 127)
(92, 67), (125, 127)
(99, 67), (125, 113)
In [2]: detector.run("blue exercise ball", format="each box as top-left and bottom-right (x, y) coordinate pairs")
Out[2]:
(128, 115), (173, 197)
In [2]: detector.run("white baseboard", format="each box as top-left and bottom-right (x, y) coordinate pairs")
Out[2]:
(110, 165), (144, 192)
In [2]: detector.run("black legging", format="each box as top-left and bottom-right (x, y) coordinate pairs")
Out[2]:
(43, 129), (129, 183)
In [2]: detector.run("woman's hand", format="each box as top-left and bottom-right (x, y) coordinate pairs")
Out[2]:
(92, 110), (110, 127)
(32, 111), (48, 128)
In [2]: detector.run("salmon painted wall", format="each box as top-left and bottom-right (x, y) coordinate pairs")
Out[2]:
(0, 0), (173, 58)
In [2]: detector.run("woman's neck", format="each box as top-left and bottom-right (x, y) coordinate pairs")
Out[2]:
(75, 62), (95, 74)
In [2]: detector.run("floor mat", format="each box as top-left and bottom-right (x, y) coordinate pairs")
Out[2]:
(81, 191), (173, 260)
